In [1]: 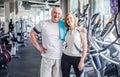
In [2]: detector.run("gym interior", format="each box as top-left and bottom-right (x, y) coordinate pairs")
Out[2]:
(0, 0), (120, 77)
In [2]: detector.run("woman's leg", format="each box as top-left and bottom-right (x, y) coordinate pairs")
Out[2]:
(72, 57), (84, 77)
(61, 54), (71, 77)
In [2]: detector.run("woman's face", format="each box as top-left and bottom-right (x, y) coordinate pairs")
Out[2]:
(66, 14), (75, 29)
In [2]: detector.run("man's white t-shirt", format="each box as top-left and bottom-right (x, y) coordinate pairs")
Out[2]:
(34, 20), (63, 59)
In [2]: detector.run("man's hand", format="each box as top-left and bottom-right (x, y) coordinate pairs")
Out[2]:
(38, 45), (47, 53)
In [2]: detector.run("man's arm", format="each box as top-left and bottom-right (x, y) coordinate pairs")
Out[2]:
(29, 29), (46, 53)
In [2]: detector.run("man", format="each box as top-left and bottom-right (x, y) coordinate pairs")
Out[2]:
(29, 7), (63, 77)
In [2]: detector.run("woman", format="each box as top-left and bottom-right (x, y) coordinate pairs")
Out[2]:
(61, 13), (88, 77)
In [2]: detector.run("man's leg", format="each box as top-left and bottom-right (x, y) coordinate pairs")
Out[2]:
(52, 59), (62, 77)
(40, 57), (54, 77)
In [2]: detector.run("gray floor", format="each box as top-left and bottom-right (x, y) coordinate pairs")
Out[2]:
(0, 40), (41, 77)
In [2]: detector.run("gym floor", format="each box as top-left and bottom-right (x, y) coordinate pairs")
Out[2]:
(0, 40), (41, 77)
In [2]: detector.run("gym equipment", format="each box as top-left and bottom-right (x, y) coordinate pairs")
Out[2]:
(86, 11), (120, 77)
(9, 19), (14, 32)
(8, 31), (18, 57)
(15, 19), (25, 47)
(110, 0), (118, 14)
(0, 46), (11, 69)
(0, 36), (11, 69)
(15, 18), (34, 47)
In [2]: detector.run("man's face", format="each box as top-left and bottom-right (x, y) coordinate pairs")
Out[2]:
(51, 8), (62, 23)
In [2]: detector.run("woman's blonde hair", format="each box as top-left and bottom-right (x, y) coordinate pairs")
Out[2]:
(64, 13), (78, 29)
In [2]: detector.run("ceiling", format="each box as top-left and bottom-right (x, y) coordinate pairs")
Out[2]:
(0, 0), (61, 17)
(0, 0), (60, 8)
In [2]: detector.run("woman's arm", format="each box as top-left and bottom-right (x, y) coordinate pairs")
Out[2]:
(78, 27), (88, 70)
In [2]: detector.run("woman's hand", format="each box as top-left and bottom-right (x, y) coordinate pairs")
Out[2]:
(78, 61), (84, 71)
(87, 44), (91, 51)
